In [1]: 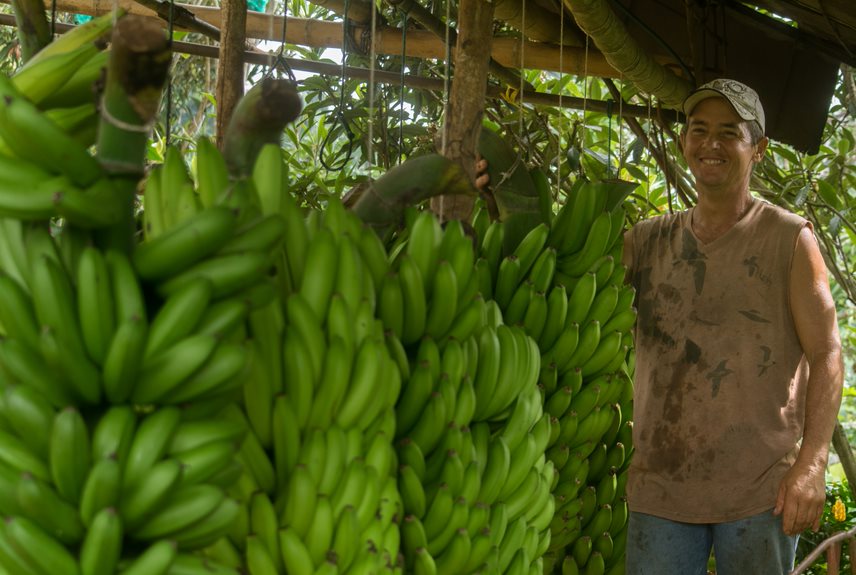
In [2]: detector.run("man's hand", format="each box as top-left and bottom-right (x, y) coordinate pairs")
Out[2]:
(773, 459), (827, 536)
(475, 156), (489, 192)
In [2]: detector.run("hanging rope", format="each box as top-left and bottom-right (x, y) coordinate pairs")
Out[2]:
(579, 34), (590, 178)
(440, 0), (450, 156)
(319, 0), (355, 171)
(164, 0), (175, 146)
(264, 0), (297, 82)
(517, 0), (525, 140)
(50, 0), (57, 37)
(366, 0), (378, 174)
(556, 8), (563, 193)
(605, 98), (613, 179)
(397, 11), (408, 164)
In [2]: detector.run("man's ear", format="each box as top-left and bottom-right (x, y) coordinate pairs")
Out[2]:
(678, 129), (687, 157)
(754, 136), (769, 163)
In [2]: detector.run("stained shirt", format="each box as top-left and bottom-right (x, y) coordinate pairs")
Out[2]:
(625, 198), (810, 523)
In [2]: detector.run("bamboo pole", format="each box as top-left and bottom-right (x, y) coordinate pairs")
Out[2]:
(15, 0), (682, 79)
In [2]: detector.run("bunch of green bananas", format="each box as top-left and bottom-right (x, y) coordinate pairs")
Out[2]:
(0, 14), (123, 229)
(197, 151), (409, 574)
(0, 124), (291, 573)
(472, 178), (637, 575)
(379, 210), (553, 575)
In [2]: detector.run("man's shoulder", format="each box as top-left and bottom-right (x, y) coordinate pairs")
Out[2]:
(629, 209), (688, 237)
(753, 198), (808, 228)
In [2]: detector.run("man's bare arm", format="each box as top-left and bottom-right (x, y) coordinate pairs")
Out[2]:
(774, 225), (844, 536)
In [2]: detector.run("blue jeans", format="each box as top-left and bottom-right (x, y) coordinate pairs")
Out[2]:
(626, 510), (799, 575)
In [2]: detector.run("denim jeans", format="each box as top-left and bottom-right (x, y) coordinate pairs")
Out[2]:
(625, 510), (799, 575)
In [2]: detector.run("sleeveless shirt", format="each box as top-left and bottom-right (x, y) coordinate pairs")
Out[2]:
(625, 198), (810, 523)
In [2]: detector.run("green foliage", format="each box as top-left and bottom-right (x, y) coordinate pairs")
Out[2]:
(796, 480), (856, 574)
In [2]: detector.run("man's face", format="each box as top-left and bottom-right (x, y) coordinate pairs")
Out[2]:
(680, 97), (767, 195)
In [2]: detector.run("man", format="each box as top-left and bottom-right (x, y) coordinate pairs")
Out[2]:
(623, 79), (844, 574)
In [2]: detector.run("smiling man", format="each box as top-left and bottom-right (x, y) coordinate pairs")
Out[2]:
(622, 79), (844, 574)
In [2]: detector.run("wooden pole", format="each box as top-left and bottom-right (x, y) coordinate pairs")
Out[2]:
(432, 0), (495, 222)
(215, 0), (247, 148)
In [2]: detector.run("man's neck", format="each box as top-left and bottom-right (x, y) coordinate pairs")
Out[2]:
(692, 189), (755, 244)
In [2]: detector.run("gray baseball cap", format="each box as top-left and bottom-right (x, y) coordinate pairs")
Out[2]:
(682, 79), (765, 133)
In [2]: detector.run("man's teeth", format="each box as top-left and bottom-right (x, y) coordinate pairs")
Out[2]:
(701, 159), (725, 165)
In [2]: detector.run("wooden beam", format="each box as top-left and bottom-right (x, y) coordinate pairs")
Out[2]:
(23, 0), (682, 78)
(0, 13), (663, 120)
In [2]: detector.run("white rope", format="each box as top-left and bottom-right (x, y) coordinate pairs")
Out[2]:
(366, 0), (378, 175)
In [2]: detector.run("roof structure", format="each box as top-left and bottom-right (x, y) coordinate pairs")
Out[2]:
(504, 0), (855, 152)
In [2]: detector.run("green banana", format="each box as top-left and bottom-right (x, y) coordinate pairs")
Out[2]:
(167, 341), (249, 405)
(558, 211), (613, 278)
(397, 253), (427, 346)
(3, 516), (80, 575)
(0, 428), (51, 481)
(105, 249), (147, 323)
(123, 406), (182, 488)
(194, 136), (230, 209)
(118, 539), (177, 575)
(79, 507), (123, 575)
(0, 77), (103, 187)
(336, 336), (385, 429)
(132, 483), (225, 540)
(424, 260), (459, 339)
(585, 284), (619, 327)
(49, 406), (90, 505)
(16, 471), (84, 544)
(305, 335), (353, 429)
(280, 464), (317, 538)
(173, 497), (241, 550)
(39, 324), (101, 405)
(132, 335), (220, 404)
(76, 246), (116, 365)
(2, 384), (54, 459)
(511, 222), (550, 280)
(79, 456), (121, 527)
(278, 527), (315, 574)
(25, 11), (115, 67)
(91, 405), (137, 463)
(0, 273), (41, 352)
(306, 493), (334, 565)
(477, 435), (511, 505)
(145, 277), (214, 359)
(101, 316), (148, 404)
(133, 206), (239, 281)
(406, 210), (442, 288)
(298, 225), (338, 322)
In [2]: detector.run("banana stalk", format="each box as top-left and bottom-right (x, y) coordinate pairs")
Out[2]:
(221, 78), (303, 178)
(94, 15), (171, 254)
(348, 154), (478, 237)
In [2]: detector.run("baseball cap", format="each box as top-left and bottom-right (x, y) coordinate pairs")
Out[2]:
(682, 79), (765, 133)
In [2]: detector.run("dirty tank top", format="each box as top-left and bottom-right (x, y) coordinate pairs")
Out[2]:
(625, 198), (810, 523)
